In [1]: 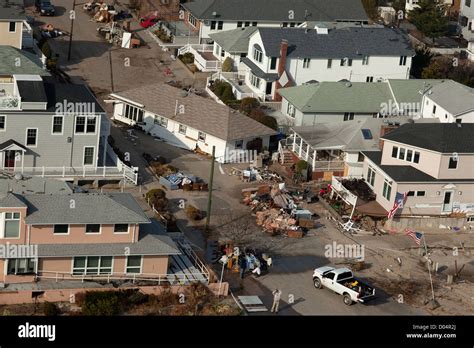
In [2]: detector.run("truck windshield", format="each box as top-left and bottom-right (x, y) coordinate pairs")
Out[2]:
(338, 272), (353, 281)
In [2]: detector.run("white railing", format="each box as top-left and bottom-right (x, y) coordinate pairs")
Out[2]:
(179, 44), (221, 72)
(260, 101), (282, 110)
(36, 270), (196, 285)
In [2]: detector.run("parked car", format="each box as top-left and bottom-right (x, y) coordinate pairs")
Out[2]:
(35, 0), (55, 16)
(139, 14), (160, 28)
(312, 266), (375, 305)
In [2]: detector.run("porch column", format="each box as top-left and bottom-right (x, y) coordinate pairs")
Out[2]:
(305, 144), (309, 161)
(312, 150), (316, 169)
(292, 132), (296, 152)
(299, 138), (303, 157)
(21, 152), (24, 174)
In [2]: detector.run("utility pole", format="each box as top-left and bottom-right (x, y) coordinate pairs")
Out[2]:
(205, 146), (216, 232)
(67, 0), (76, 61)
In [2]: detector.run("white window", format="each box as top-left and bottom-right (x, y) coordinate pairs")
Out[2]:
(54, 224), (69, 234)
(72, 256), (113, 275)
(114, 224), (129, 233)
(0, 115), (5, 130)
(188, 13), (197, 27)
(366, 76), (373, 82)
(26, 128), (37, 147)
(367, 167), (375, 187)
(398, 147), (405, 160)
(85, 224), (101, 234)
(3, 212), (20, 238)
(123, 104), (144, 123)
(250, 73), (260, 88)
(52, 116), (63, 134)
(235, 139), (243, 149)
(126, 256), (142, 274)
(287, 103), (296, 118)
(8, 22), (16, 32)
(343, 112), (354, 121)
(253, 45), (263, 63)
(392, 146), (399, 158)
(399, 56), (407, 66)
(327, 59), (332, 69)
(448, 155), (458, 169)
(362, 56), (369, 65)
(178, 124), (187, 135)
(340, 58), (352, 66)
(467, 215), (474, 223)
(86, 117), (96, 133)
(75, 116), (86, 133)
(303, 58), (311, 68)
(382, 179), (392, 200)
(75, 116), (96, 133)
(83, 146), (94, 165)
(413, 151), (420, 163)
(198, 131), (206, 142)
(7, 259), (35, 275)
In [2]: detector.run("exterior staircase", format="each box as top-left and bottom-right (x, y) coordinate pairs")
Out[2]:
(280, 148), (294, 166)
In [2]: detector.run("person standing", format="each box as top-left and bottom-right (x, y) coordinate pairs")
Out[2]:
(271, 289), (282, 313)
(238, 256), (247, 279)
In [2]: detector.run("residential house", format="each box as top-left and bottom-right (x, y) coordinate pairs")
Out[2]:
(0, 46), (137, 184)
(0, 0), (33, 49)
(180, 0), (368, 43)
(109, 84), (277, 162)
(209, 27), (414, 101)
(359, 123), (474, 221)
(418, 79), (474, 123)
(278, 117), (409, 180)
(0, 192), (183, 286)
(277, 79), (443, 128)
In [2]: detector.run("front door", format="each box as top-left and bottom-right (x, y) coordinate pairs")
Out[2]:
(442, 191), (454, 212)
(265, 82), (272, 97)
(3, 150), (15, 169)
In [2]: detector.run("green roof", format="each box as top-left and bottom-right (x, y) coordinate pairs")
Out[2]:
(0, 45), (49, 76)
(209, 26), (257, 53)
(278, 81), (394, 113)
(387, 79), (444, 105)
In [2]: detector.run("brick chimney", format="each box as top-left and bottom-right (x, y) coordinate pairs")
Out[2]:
(379, 124), (399, 149)
(273, 39), (289, 101)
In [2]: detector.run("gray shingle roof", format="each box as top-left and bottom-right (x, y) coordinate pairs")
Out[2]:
(257, 27), (414, 58)
(182, 0), (368, 22)
(0, 176), (73, 195)
(363, 151), (474, 183)
(425, 80), (474, 116)
(209, 26), (258, 53)
(23, 193), (150, 225)
(0, 46), (48, 75)
(0, 0), (25, 20)
(17, 80), (47, 103)
(0, 193), (27, 207)
(111, 84), (277, 141)
(381, 123), (474, 154)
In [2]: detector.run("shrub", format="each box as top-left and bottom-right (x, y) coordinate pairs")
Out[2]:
(146, 188), (166, 201)
(296, 160), (309, 173)
(186, 205), (202, 220)
(43, 302), (60, 316)
(221, 57), (234, 72)
(221, 84), (235, 104)
(248, 109), (278, 130)
(211, 80), (228, 97)
(239, 97), (260, 115)
(81, 291), (121, 316)
(40, 41), (52, 59)
(181, 52), (194, 64)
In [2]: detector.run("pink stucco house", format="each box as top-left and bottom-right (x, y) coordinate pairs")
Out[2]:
(0, 192), (182, 285)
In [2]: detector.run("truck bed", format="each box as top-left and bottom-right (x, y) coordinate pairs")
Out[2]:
(338, 277), (375, 299)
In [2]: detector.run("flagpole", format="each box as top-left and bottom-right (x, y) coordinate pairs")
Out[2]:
(422, 233), (435, 301)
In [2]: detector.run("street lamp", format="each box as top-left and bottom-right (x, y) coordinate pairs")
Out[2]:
(218, 254), (228, 297)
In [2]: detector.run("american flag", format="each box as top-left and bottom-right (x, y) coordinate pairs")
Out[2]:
(405, 229), (423, 245)
(387, 192), (407, 219)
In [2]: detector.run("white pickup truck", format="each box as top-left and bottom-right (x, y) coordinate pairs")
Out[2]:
(312, 266), (375, 305)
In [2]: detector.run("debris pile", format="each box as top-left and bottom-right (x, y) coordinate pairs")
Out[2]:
(159, 173), (207, 191)
(230, 166), (283, 183)
(242, 184), (318, 237)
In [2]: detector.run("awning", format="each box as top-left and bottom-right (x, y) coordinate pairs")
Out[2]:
(0, 140), (28, 152)
(356, 199), (388, 217)
(241, 57), (279, 82)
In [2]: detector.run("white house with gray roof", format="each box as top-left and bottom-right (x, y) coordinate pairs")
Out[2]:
(180, 0), (368, 43)
(109, 83), (277, 162)
(210, 27), (414, 101)
(0, 0), (32, 49)
(0, 46), (138, 184)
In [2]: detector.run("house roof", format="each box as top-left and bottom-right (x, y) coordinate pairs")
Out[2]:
(0, 0), (25, 20)
(424, 80), (474, 116)
(0, 46), (48, 76)
(291, 117), (408, 151)
(16, 80), (48, 103)
(0, 139), (27, 151)
(111, 84), (277, 141)
(256, 27), (414, 58)
(0, 176), (73, 195)
(209, 26), (258, 53)
(241, 57), (279, 81)
(363, 151), (474, 183)
(381, 123), (474, 154)
(386, 79), (443, 105)
(182, 0), (368, 22)
(23, 193), (150, 225)
(37, 220), (181, 257)
(0, 193), (27, 208)
(278, 81), (394, 113)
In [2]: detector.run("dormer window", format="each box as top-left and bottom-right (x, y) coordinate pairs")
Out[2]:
(253, 44), (263, 63)
(9, 22), (16, 32)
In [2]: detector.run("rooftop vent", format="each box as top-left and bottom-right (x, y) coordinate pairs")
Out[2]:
(212, 11), (218, 17)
